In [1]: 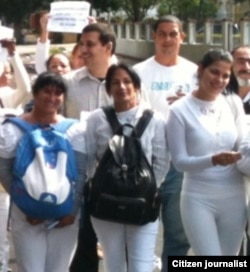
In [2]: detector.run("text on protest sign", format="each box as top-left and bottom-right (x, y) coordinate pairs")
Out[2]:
(47, 1), (90, 33)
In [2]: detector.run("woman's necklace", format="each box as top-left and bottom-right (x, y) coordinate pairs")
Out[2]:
(193, 95), (223, 131)
(199, 105), (216, 115)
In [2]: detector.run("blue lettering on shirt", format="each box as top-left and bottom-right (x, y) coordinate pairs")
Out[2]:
(151, 81), (191, 92)
(151, 81), (173, 91)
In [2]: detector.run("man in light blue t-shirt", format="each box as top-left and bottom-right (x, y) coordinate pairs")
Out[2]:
(134, 15), (198, 272)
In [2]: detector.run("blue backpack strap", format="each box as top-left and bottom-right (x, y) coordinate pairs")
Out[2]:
(5, 117), (34, 133)
(6, 117), (77, 134)
(4, 117), (34, 230)
(53, 118), (77, 133)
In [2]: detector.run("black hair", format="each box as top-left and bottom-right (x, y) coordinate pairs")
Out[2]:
(226, 72), (239, 95)
(82, 23), (116, 55)
(45, 52), (70, 71)
(199, 49), (233, 69)
(32, 71), (68, 96)
(105, 63), (141, 96)
(153, 15), (183, 33)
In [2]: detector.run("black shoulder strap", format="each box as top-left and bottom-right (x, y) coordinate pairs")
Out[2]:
(102, 106), (120, 134)
(102, 106), (153, 137)
(135, 109), (154, 138)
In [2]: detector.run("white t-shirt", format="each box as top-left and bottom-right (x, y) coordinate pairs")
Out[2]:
(133, 56), (198, 117)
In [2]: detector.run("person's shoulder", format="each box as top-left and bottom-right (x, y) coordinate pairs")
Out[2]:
(0, 118), (24, 156)
(224, 93), (243, 109)
(133, 57), (155, 71)
(63, 67), (88, 81)
(88, 108), (105, 122)
(86, 108), (108, 134)
(0, 117), (25, 134)
(169, 93), (191, 112)
(137, 104), (164, 123)
(178, 57), (197, 69)
(151, 109), (166, 123)
(61, 118), (86, 153)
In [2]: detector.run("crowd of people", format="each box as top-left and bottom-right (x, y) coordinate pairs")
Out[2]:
(0, 12), (250, 272)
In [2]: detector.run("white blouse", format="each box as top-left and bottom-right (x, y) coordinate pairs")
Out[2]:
(85, 104), (170, 186)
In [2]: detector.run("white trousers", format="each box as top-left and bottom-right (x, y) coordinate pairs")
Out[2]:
(245, 179), (250, 237)
(0, 192), (9, 272)
(181, 191), (247, 255)
(11, 205), (79, 272)
(91, 217), (158, 272)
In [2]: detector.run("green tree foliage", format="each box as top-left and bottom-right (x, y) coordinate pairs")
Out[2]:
(91, 0), (160, 22)
(90, 0), (217, 22)
(0, 0), (52, 25)
(157, 0), (217, 24)
(120, 0), (160, 22)
(91, 0), (120, 13)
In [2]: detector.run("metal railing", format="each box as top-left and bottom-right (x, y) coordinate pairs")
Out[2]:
(111, 18), (250, 51)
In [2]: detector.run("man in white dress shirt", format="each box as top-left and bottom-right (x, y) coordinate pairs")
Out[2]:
(67, 22), (116, 272)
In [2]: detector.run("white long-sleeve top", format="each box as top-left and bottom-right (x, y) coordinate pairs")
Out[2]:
(166, 93), (246, 195)
(0, 52), (31, 192)
(85, 104), (169, 186)
(0, 53), (31, 110)
(34, 39), (50, 74)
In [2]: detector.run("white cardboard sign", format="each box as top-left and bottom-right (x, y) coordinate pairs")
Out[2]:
(47, 1), (90, 33)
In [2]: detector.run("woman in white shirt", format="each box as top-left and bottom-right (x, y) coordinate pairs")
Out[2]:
(85, 63), (169, 272)
(166, 49), (247, 255)
(0, 72), (86, 272)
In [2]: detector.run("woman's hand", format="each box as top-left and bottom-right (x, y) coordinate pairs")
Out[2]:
(212, 151), (242, 166)
(167, 91), (186, 105)
(39, 13), (50, 42)
(87, 16), (97, 24)
(0, 39), (16, 56)
(40, 13), (50, 32)
(26, 216), (44, 225)
(57, 215), (75, 228)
